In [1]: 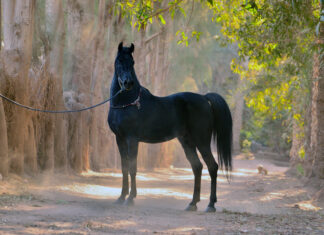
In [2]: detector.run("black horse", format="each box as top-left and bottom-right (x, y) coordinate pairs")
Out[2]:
(108, 42), (232, 212)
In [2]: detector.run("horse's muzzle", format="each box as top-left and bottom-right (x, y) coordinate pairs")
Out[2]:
(118, 77), (134, 91)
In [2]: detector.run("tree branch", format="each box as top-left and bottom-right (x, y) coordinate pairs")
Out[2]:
(139, 0), (184, 23)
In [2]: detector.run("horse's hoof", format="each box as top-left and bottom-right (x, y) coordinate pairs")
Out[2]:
(123, 198), (134, 206)
(185, 204), (197, 211)
(205, 206), (216, 213)
(114, 198), (125, 205)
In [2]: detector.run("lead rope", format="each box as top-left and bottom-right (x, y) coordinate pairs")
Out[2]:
(0, 90), (123, 113)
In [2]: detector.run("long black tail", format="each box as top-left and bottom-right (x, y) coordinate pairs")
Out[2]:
(205, 93), (233, 177)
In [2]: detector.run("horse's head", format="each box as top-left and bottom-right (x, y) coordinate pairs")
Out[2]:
(115, 42), (136, 91)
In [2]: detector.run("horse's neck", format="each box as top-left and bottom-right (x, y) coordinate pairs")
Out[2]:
(110, 73), (141, 106)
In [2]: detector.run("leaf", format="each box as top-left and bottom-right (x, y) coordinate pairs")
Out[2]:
(207, 0), (214, 6)
(179, 7), (186, 17)
(158, 14), (166, 24)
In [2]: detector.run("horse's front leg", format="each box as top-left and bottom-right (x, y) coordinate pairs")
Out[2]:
(115, 136), (129, 204)
(124, 138), (139, 206)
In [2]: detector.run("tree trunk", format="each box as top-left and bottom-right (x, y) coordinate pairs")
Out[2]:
(147, 18), (172, 169)
(0, 99), (8, 177)
(133, 27), (150, 169)
(232, 78), (244, 154)
(2, 0), (36, 175)
(24, 117), (37, 174)
(289, 117), (303, 164)
(45, 0), (68, 172)
(0, 0), (8, 177)
(66, 0), (95, 172)
(309, 4), (324, 179)
(0, 0), (1, 51)
(89, 0), (111, 171)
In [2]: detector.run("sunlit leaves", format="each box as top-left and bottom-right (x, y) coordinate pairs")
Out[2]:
(115, 0), (186, 30)
(176, 30), (202, 46)
(158, 14), (166, 24)
(176, 30), (188, 46)
(208, 0), (320, 156)
(191, 30), (202, 42)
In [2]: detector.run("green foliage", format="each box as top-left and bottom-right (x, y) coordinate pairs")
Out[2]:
(298, 146), (306, 160)
(115, 0), (186, 29)
(296, 163), (305, 176)
(241, 104), (291, 154)
(207, 0), (320, 156)
(176, 30), (189, 46)
(242, 139), (252, 153)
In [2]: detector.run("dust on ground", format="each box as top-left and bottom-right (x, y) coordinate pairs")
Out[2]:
(0, 155), (323, 234)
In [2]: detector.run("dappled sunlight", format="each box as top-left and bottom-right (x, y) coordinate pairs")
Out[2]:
(260, 192), (286, 202)
(231, 171), (256, 177)
(59, 184), (120, 199)
(82, 168), (229, 183)
(81, 170), (162, 182)
(165, 226), (204, 233)
(220, 168), (258, 177)
(81, 170), (122, 178)
(150, 168), (228, 182)
(136, 174), (163, 182)
(23, 227), (87, 235)
(167, 174), (226, 183)
(108, 220), (137, 227)
(291, 201), (322, 212)
(58, 183), (208, 200)
(259, 189), (306, 202)
(55, 168), (228, 200)
(84, 219), (137, 231)
(139, 188), (207, 200)
(168, 174), (195, 181)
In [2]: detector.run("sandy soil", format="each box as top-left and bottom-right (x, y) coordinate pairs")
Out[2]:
(0, 155), (323, 234)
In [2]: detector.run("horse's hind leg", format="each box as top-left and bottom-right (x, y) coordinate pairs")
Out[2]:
(197, 144), (218, 213)
(178, 137), (203, 211)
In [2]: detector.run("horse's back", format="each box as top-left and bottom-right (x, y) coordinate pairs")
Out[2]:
(168, 92), (214, 142)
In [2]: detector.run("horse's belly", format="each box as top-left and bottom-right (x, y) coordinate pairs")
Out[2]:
(138, 121), (182, 143)
(140, 132), (177, 143)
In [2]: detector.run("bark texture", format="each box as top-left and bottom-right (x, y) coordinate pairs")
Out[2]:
(232, 78), (244, 154)
(308, 4), (324, 179)
(0, 99), (8, 177)
(1, 0), (36, 174)
(45, 0), (68, 171)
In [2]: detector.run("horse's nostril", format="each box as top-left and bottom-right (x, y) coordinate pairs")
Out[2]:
(123, 80), (128, 85)
(129, 81), (134, 86)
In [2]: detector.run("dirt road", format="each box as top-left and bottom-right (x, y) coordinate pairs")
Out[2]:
(0, 156), (323, 234)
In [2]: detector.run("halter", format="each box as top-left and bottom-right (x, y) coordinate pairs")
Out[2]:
(110, 88), (142, 110)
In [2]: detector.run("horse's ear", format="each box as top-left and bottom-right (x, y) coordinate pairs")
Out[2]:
(118, 42), (123, 52)
(129, 43), (134, 53)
